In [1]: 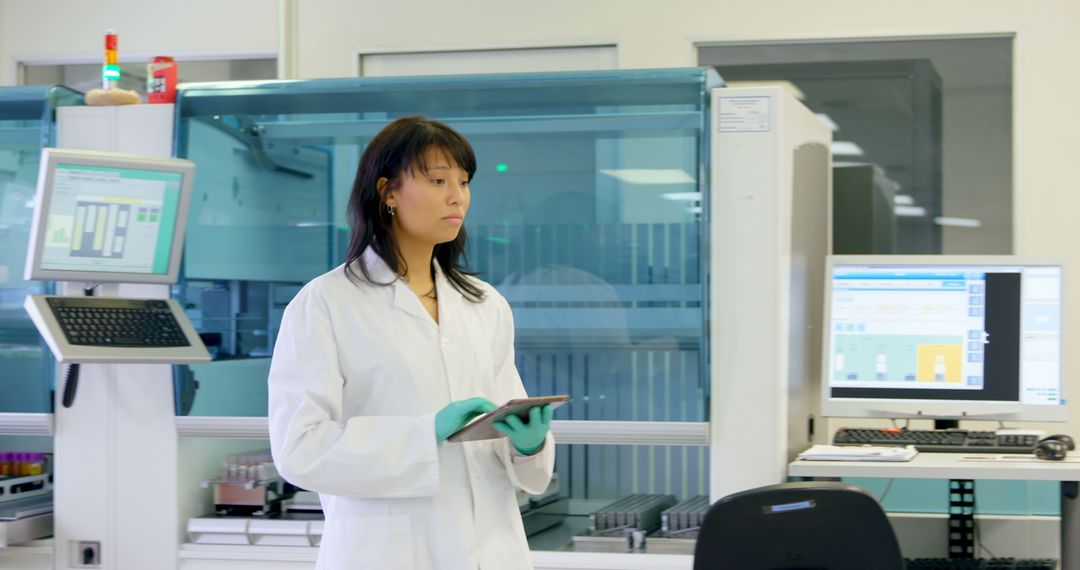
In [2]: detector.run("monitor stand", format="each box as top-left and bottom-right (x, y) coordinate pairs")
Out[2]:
(930, 418), (973, 557)
(48, 281), (187, 569)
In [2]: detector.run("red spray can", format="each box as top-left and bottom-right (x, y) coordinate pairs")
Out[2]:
(147, 56), (177, 103)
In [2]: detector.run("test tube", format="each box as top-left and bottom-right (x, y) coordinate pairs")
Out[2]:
(27, 453), (43, 476)
(0, 452), (9, 477)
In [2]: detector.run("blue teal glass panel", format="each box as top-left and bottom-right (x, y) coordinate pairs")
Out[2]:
(0, 86), (82, 413)
(174, 69), (720, 421)
(843, 478), (1060, 516)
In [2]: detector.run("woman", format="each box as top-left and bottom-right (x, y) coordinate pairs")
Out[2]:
(268, 116), (555, 570)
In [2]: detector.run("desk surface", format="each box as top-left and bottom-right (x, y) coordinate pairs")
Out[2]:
(789, 451), (1080, 481)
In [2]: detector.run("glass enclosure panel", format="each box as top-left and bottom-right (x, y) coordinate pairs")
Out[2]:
(174, 69), (719, 421)
(843, 478), (1060, 516)
(528, 442), (709, 552)
(700, 36), (1012, 255)
(0, 86), (82, 413)
(178, 438), (709, 554)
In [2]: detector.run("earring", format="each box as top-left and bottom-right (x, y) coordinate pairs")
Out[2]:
(387, 204), (395, 216)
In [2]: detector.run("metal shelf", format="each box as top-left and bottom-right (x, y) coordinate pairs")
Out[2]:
(0, 513), (51, 549)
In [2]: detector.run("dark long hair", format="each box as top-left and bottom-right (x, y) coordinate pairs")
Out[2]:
(343, 116), (484, 302)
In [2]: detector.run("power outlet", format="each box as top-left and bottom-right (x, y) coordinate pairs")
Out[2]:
(74, 541), (100, 567)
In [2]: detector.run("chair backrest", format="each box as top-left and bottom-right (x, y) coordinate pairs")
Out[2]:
(693, 481), (903, 570)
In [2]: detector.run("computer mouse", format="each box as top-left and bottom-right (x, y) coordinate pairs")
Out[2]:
(1035, 439), (1068, 461)
(1043, 434), (1076, 451)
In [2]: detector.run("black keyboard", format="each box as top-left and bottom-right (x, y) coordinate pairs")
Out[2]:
(905, 557), (1056, 569)
(834, 428), (1039, 453)
(47, 297), (190, 348)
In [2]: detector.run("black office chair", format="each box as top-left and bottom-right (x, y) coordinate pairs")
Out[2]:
(693, 481), (903, 570)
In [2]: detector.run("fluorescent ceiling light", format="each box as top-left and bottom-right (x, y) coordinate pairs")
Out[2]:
(830, 141), (864, 157)
(894, 206), (927, 217)
(599, 169), (695, 185)
(934, 217), (983, 228)
(894, 194), (915, 206)
(661, 192), (702, 202)
(686, 206), (703, 215)
(815, 113), (839, 132)
(725, 80), (806, 100)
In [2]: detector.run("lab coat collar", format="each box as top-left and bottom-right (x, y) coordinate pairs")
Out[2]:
(359, 247), (398, 284)
(358, 246), (459, 326)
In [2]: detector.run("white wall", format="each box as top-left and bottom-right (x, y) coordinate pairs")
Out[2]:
(3, 0), (1078, 433)
(0, 0), (277, 84)
(289, 0), (1080, 435)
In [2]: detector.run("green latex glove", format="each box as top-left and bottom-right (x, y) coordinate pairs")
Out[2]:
(435, 397), (498, 443)
(494, 404), (553, 455)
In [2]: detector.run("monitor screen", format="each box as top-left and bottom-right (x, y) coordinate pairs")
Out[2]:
(25, 148), (194, 285)
(821, 256), (1065, 422)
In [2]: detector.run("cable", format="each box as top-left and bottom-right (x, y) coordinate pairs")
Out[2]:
(878, 478), (896, 504)
(975, 515), (997, 559)
(967, 481), (991, 559)
(61, 284), (98, 408)
(61, 363), (80, 408)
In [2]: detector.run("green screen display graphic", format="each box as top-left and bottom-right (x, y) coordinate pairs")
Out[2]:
(40, 164), (182, 275)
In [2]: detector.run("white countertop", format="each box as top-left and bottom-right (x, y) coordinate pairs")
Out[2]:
(789, 450), (1080, 481)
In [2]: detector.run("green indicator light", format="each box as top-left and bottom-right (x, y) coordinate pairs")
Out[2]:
(495, 164), (509, 172)
(103, 64), (121, 79)
(486, 236), (511, 245)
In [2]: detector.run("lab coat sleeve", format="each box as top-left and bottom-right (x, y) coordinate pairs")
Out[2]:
(490, 292), (555, 495)
(267, 284), (439, 499)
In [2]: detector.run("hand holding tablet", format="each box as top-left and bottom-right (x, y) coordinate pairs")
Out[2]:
(447, 395), (570, 443)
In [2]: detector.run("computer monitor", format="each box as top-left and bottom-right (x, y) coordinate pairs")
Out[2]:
(821, 255), (1065, 422)
(24, 148), (194, 285)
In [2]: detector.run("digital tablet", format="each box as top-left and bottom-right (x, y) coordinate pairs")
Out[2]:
(447, 395), (570, 443)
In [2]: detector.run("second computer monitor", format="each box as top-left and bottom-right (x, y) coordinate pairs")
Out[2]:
(821, 255), (1065, 422)
(24, 148), (194, 285)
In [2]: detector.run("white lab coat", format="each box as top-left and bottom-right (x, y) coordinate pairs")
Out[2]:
(268, 247), (555, 570)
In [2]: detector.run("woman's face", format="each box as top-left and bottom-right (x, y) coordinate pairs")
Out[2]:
(383, 147), (471, 248)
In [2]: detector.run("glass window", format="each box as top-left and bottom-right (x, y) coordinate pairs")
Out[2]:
(0, 86), (82, 413)
(173, 70), (717, 427)
(699, 36), (1013, 254)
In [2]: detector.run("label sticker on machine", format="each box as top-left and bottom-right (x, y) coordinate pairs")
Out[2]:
(718, 96), (771, 133)
(763, 499), (816, 514)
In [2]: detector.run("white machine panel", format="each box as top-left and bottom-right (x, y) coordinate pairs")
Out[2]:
(710, 86), (832, 500)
